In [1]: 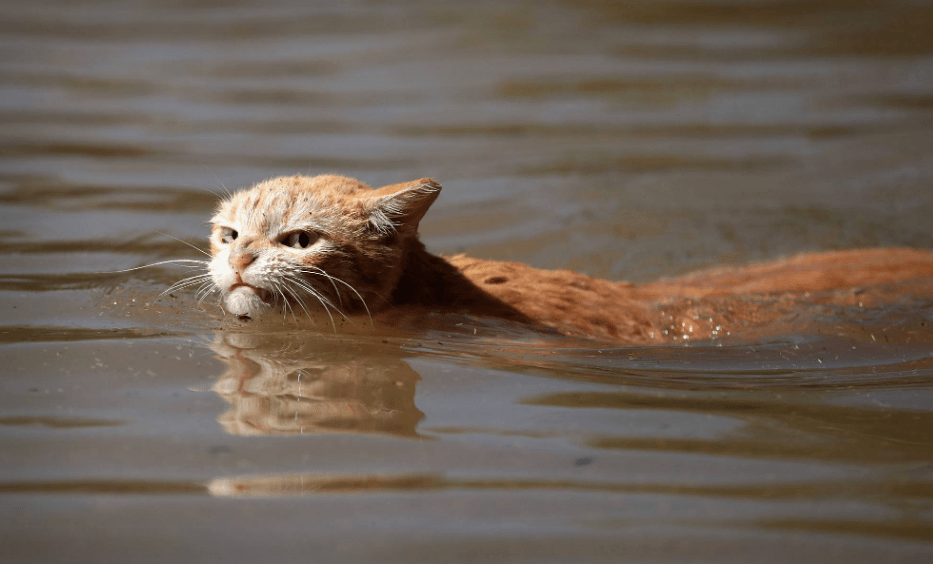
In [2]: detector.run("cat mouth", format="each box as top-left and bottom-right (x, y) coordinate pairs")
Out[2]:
(227, 283), (273, 306)
(223, 283), (275, 322)
(229, 282), (268, 296)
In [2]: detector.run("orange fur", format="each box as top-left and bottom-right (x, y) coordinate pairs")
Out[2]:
(442, 249), (933, 344)
(208, 174), (933, 345)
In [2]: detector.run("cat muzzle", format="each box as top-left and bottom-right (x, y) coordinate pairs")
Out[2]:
(224, 284), (273, 319)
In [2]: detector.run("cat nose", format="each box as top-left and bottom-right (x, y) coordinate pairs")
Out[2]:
(230, 252), (256, 273)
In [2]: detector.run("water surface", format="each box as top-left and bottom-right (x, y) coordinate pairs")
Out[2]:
(2, 1), (933, 562)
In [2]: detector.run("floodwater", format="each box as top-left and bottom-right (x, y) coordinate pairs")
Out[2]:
(2, 0), (933, 562)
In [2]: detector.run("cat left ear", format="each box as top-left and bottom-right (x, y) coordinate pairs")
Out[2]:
(366, 178), (441, 234)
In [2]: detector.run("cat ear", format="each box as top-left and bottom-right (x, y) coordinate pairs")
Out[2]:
(366, 178), (441, 234)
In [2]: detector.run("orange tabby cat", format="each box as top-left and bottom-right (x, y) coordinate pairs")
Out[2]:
(206, 174), (933, 345)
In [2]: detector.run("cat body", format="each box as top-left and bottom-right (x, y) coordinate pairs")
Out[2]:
(208, 174), (933, 345)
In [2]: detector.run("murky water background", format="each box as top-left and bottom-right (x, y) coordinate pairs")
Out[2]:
(2, 1), (933, 562)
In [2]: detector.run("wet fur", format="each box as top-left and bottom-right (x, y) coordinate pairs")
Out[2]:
(206, 174), (933, 345)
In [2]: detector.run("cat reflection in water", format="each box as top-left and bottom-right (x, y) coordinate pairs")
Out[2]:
(210, 331), (423, 437)
(181, 174), (933, 345)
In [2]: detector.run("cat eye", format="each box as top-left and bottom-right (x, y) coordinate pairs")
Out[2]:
(282, 231), (318, 249)
(220, 227), (238, 244)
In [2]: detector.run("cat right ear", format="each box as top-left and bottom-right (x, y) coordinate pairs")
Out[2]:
(366, 178), (441, 234)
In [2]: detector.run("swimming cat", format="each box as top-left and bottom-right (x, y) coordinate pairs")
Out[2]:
(203, 174), (933, 345)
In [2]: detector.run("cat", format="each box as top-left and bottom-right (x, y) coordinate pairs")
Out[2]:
(203, 174), (933, 345)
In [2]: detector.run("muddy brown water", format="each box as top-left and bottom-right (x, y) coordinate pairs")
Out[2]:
(2, 1), (933, 562)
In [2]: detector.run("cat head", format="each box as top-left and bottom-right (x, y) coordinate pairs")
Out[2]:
(208, 174), (440, 322)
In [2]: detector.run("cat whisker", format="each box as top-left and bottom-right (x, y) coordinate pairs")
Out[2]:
(280, 279), (332, 331)
(162, 276), (213, 297)
(161, 272), (212, 292)
(282, 290), (303, 325)
(271, 284), (288, 321)
(268, 284), (287, 321)
(287, 278), (340, 324)
(159, 273), (214, 299)
(101, 259), (210, 275)
(195, 289), (211, 307)
(289, 276), (347, 320)
(179, 180), (234, 202)
(195, 282), (218, 307)
(282, 294), (297, 323)
(192, 279), (210, 297)
(270, 281), (298, 324)
(273, 280), (303, 317)
(297, 268), (372, 326)
(154, 231), (212, 258)
(178, 183), (223, 201)
(201, 163), (233, 199)
(283, 276), (341, 331)
(315, 267), (343, 305)
(297, 266), (342, 306)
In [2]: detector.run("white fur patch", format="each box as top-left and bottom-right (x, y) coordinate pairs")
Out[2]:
(224, 287), (269, 318)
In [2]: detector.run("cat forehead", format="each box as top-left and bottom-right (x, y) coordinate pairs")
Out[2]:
(211, 174), (371, 225)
